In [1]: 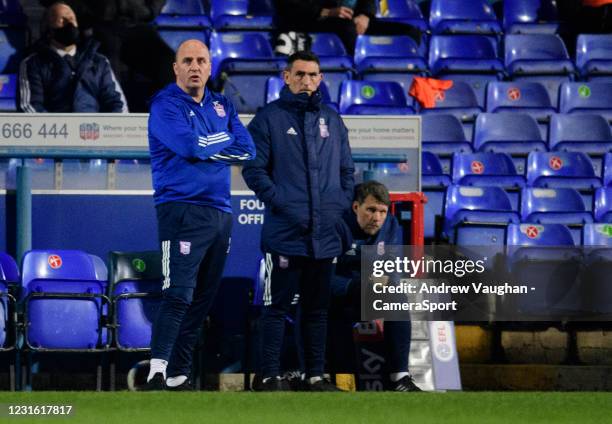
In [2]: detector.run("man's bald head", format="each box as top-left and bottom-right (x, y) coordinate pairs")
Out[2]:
(173, 39), (211, 101)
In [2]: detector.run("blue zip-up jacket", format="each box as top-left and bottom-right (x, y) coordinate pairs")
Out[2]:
(148, 83), (256, 211)
(333, 209), (402, 296)
(19, 37), (127, 113)
(242, 86), (355, 259)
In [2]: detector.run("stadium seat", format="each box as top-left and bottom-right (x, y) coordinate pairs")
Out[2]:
(210, 0), (275, 31)
(0, 252), (18, 350)
(310, 33), (353, 103)
(504, 34), (576, 104)
(420, 81), (482, 128)
(0, 74), (17, 111)
(594, 187), (612, 223)
(428, 35), (504, 107)
(526, 151), (600, 191)
(604, 153), (612, 187)
(576, 34), (612, 81)
(355, 35), (426, 81)
(549, 114), (612, 155)
(503, 0), (560, 34)
(338, 80), (414, 115)
(265, 76), (336, 110)
(443, 185), (519, 244)
(157, 29), (208, 52)
(473, 113), (546, 174)
(520, 187), (593, 244)
(422, 151), (451, 240)
(422, 114), (472, 159)
(160, 0), (207, 15)
(210, 32), (285, 113)
(581, 223), (612, 314)
(109, 251), (162, 350)
(558, 82), (612, 122)
(21, 250), (109, 350)
(505, 223), (582, 318)
(0, 28), (26, 74)
(485, 81), (556, 123)
(429, 0), (501, 35)
(377, 0), (429, 32)
(0, 0), (26, 26)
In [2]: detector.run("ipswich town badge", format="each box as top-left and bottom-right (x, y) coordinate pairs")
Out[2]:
(213, 101), (226, 117)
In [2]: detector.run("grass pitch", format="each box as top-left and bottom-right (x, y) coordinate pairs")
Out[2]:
(0, 392), (610, 424)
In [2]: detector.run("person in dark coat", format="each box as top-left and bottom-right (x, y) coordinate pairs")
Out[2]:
(19, 2), (127, 112)
(243, 51), (354, 391)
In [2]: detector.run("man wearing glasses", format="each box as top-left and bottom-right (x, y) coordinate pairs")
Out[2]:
(243, 51), (354, 391)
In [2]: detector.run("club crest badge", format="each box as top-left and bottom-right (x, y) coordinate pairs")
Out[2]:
(212, 101), (226, 117)
(319, 118), (329, 138)
(179, 241), (191, 255)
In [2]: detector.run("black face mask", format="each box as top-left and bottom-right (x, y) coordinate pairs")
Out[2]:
(51, 23), (79, 46)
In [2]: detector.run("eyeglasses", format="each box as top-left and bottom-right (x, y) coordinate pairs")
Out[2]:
(292, 71), (321, 80)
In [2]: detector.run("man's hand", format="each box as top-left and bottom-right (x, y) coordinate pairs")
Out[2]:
(353, 14), (370, 34)
(321, 6), (354, 19)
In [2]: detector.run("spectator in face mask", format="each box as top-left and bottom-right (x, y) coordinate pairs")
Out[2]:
(19, 2), (127, 112)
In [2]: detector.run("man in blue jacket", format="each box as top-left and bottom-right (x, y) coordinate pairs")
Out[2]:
(332, 180), (421, 391)
(143, 39), (255, 390)
(243, 51), (354, 391)
(19, 2), (127, 112)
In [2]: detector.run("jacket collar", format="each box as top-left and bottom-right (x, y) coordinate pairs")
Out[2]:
(279, 85), (322, 111)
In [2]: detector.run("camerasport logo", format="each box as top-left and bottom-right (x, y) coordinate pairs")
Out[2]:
(48, 254), (63, 269)
(79, 123), (100, 140)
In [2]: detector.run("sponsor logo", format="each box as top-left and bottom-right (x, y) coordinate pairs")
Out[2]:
(189, 110), (196, 116)
(286, 127), (297, 135)
(279, 255), (289, 268)
(525, 225), (539, 239)
(79, 123), (99, 140)
(471, 160), (485, 174)
(507, 87), (521, 101)
(549, 155), (563, 171)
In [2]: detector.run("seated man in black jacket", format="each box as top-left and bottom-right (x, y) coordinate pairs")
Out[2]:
(274, 0), (421, 55)
(19, 2), (127, 112)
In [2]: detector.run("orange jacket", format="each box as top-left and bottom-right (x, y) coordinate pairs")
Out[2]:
(408, 77), (454, 109)
(582, 0), (612, 7)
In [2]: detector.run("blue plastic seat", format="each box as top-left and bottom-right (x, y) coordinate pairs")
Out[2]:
(428, 35), (504, 106)
(505, 223), (582, 317)
(558, 82), (612, 122)
(526, 152), (601, 190)
(0, 74), (17, 111)
(485, 81), (556, 122)
(265, 76), (336, 110)
(594, 187), (612, 223)
(474, 113), (546, 174)
(0, 253), (18, 351)
(422, 151), (450, 240)
(210, 32), (285, 113)
(21, 250), (109, 350)
(443, 185), (519, 244)
(311, 33), (353, 103)
(377, 0), (428, 32)
(157, 29), (208, 52)
(109, 251), (162, 351)
(0, 28), (26, 74)
(0, 0), (26, 26)
(160, 0), (207, 15)
(583, 223), (612, 246)
(503, 0), (560, 34)
(422, 114), (472, 155)
(429, 0), (501, 35)
(549, 114), (612, 155)
(452, 152), (524, 187)
(604, 153), (612, 187)
(355, 35), (426, 75)
(581, 223), (612, 314)
(420, 80), (482, 123)
(338, 80), (414, 115)
(576, 35), (612, 80)
(210, 0), (275, 31)
(521, 187), (593, 244)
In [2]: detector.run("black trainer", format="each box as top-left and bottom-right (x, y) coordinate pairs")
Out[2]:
(284, 371), (308, 392)
(166, 379), (194, 391)
(391, 375), (422, 392)
(308, 378), (342, 392)
(251, 376), (291, 392)
(139, 372), (166, 391)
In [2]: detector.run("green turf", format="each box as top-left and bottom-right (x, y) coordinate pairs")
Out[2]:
(0, 392), (610, 424)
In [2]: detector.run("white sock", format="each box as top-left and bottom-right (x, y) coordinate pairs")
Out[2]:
(166, 375), (188, 387)
(147, 358), (168, 382)
(390, 372), (410, 383)
(309, 376), (323, 385)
